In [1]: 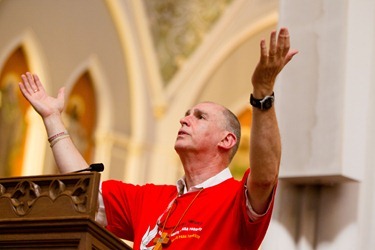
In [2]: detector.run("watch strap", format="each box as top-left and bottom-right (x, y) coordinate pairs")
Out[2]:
(250, 92), (275, 110)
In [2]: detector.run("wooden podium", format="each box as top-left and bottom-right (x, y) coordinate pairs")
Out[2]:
(0, 172), (132, 249)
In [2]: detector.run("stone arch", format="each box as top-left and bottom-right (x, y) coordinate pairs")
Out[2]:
(64, 56), (114, 180)
(0, 30), (50, 176)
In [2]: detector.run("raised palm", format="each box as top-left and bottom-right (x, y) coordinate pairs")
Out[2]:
(19, 72), (65, 119)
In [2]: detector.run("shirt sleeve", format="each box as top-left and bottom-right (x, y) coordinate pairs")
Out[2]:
(244, 185), (276, 221)
(240, 168), (277, 222)
(101, 180), (141, 240)
(95, 182), (108, 226)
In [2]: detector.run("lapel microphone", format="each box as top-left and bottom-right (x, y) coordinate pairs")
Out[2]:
(74, 163), (104, 173)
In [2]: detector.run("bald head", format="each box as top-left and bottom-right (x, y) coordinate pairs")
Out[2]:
(201, 102), (241, 161)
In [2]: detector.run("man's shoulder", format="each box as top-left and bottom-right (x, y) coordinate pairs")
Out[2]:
(103, 180), (176, 194)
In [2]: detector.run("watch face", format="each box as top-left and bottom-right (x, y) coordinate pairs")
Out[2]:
(261, 96), (274, 110)
(250, 93), (274, 110)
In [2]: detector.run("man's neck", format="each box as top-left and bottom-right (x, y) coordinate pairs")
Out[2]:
(180, 152), (227, 190)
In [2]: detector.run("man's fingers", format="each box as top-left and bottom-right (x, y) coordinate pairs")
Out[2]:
(33, 74), (46, 93)
(277, 28), (290, 57)
(268, 31), (277, 61)
(57, 87), (65, 101)
(259, 39), (268, 63)
(21, 74), (33, 95)
(18, 81), (30, 99)
(26, 72), (39, 93)
(285, 50), (299, 65)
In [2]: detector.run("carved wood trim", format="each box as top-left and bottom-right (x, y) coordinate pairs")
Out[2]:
(0, 173), (100, 220)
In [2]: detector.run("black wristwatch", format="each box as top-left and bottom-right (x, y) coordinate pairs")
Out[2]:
(250, 92), (275, 110)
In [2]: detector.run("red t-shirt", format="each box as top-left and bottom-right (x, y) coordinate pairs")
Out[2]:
(102, 170), (275, 250)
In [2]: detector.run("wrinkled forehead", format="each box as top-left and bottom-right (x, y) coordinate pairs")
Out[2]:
(187, 102), (225, 117)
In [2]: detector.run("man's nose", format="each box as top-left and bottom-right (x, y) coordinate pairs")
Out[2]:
(180, 116), (190, 126)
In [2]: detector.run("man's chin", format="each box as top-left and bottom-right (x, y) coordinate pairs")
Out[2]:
(174, 143), (182, 151)
(174, 142), (187, 153)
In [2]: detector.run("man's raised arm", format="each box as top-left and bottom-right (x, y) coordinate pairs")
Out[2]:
(19, 72), (88, 173)
(247, 28), (298, 214)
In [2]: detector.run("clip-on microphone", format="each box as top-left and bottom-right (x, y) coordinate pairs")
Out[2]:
(74, 163), (104, 173)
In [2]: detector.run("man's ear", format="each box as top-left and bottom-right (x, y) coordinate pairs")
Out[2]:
(218, 132), (237, 150)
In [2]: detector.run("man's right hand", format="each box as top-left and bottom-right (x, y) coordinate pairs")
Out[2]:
(19, 72), (65, 120)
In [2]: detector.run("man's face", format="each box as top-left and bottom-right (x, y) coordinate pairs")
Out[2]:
(174, 102), (227, 154)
